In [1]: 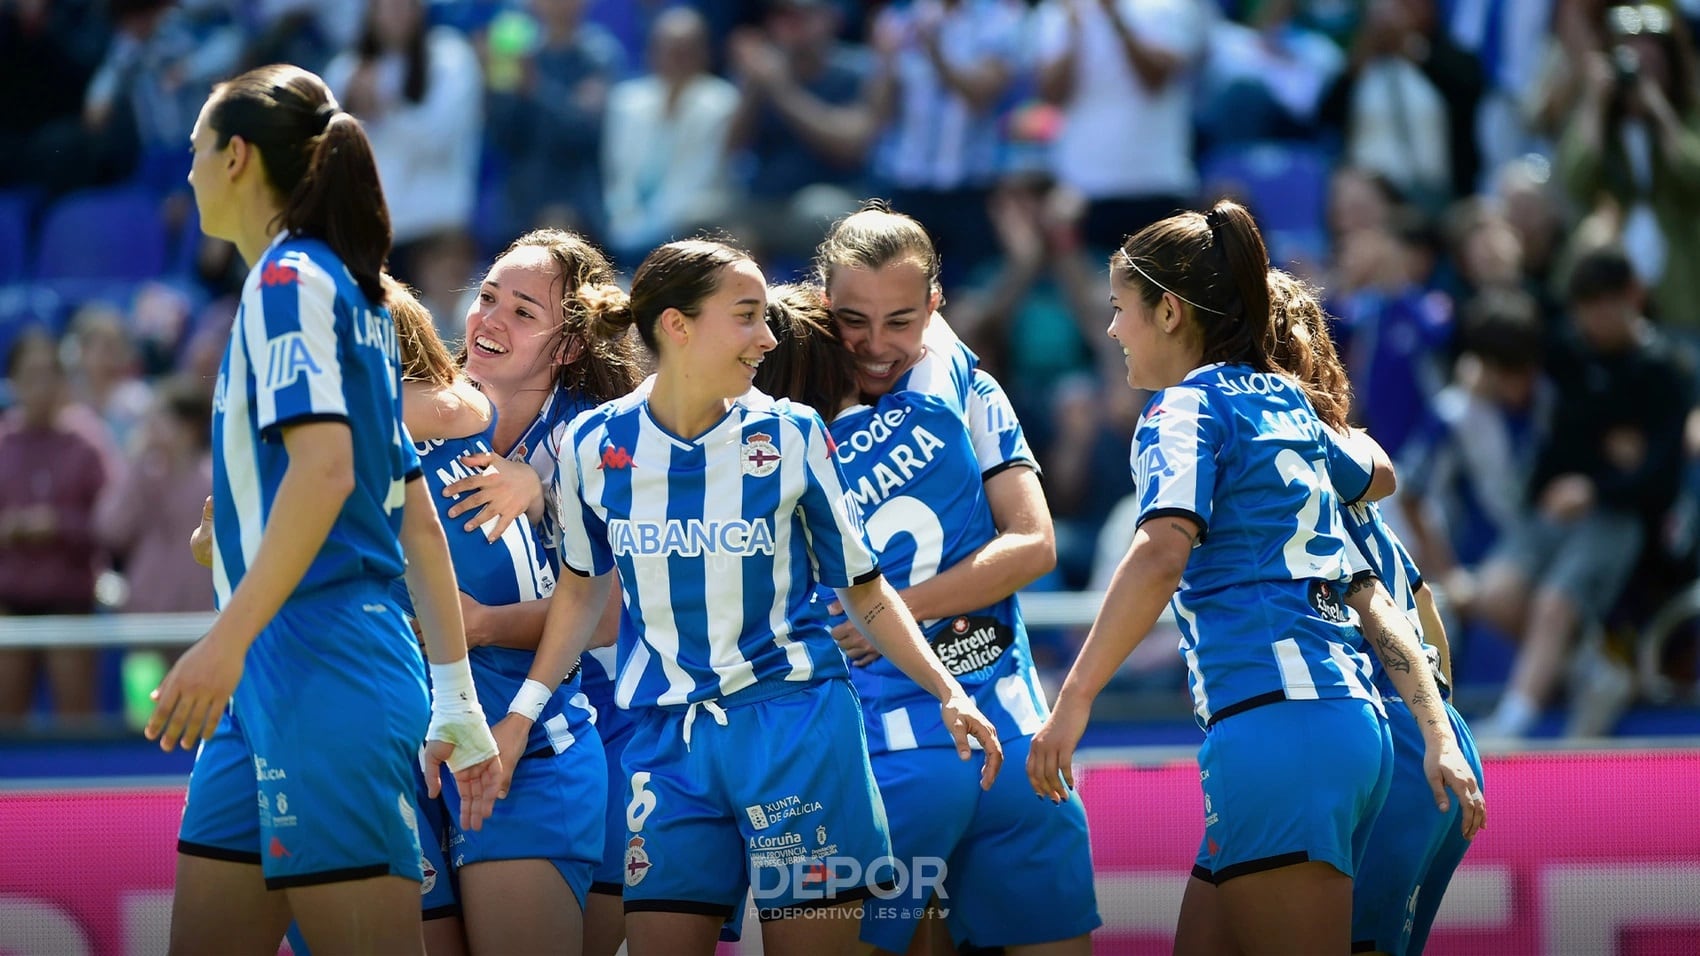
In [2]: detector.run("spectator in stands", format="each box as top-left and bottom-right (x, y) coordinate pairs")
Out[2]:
(325, 0), (483, 283)
(0, 0), (126, 193)
(486, 0), (626, 245)
(865, 0), (1024, 283)
(1493, 155), (1569, 321)
(1195, 0), (1345, 153)
(601, 6), (738, 265)
(0, 331), (110, 722)
(63, 304), (155, 456)
(726, 0), (874, 264)
(1398, 288), (1551, 609)
(1318, 0), (1486, 214)
(95, 375), (215, 616)
(1329, 209), (1455, 461)
(1556, 3), (1700, 332)
(1033, 0), (1209, 253)
(1474, 246), (1692, 739)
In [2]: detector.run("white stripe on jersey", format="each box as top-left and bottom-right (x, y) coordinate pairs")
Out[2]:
(1139, 386), (1210, 521)
(994, 672), (1045, 736)
(882, 708), (918, 751)
(769, 429), (813, 682)
(214, 310), (268, 608)
(1273, 638), (1321, 700)
(624, 415), (697, 707)
(703, 425), (757, 696)
(253, 254), (345, 429)
(1329, 641), (1383, 715)
(1176, 599), (1209, 723)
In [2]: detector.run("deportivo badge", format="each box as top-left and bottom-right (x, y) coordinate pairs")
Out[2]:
(742, 432), (781, 477)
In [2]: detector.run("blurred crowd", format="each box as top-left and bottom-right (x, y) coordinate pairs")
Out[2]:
(2, 0), (1699, 740)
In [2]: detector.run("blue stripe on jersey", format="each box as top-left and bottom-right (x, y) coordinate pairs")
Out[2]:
(1133, 364), (1380, 727)
(1339, 499), (1436, 699)
(829, 386), (1048, 752)
(390, 415), (585, 755)
(553, 390), (877, 710)
(210, 235), (415, 608)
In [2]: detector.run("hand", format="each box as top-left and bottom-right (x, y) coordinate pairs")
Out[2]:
(190, 496), (214, 568)
(442, 453), (542, 541)
(423, 711), (503, 832)
(988, 187), (1046, 269)
(729, 28), (787, 91)
(491, 713), (533, 800)
(144, 628), (246, 751)
(1424, 739), (1486, 839)
(1027, 697), (1089, 802)
(831, 618), (883, 666)
(1538, 474), (1595, 522)
(940, 693), (1003, 790)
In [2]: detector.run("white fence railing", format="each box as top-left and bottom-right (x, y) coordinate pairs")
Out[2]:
(0, 592), (1115, 650)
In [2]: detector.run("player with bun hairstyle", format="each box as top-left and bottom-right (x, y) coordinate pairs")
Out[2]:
(1265, 271), (1485, 956)
(151, 64), (501, 954)
(1029, 200), (1400, 953)
(508, 239), (1002, 955)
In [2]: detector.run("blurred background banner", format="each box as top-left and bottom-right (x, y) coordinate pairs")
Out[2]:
(4, 747), (1698, 956)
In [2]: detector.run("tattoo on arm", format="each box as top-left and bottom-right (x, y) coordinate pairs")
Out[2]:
(1166, 521), (1198, 545)
(862, 601), (887, 626)
(1345, 576), (1378, 598)
(1374, 624), (1413, 674)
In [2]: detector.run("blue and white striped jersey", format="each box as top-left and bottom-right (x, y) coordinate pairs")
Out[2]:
(392, 415), (594, 755)
(1132, 363), (1381, 728)
(1337, 498), (1446, 700)
(830, 370), (1048, 753)
(552, 389), (880, 710)
(210, 234), (416, 608)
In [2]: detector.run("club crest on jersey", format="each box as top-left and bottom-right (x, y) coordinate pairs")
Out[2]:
(742, 432), (781, 477)
(624, 836), (652, 886)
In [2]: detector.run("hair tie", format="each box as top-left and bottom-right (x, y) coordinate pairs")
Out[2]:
(315, 103), (340, 131)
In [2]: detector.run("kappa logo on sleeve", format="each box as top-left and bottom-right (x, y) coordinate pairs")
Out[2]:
(261, 260), (298, 287)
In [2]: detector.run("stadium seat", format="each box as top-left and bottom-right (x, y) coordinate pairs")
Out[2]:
(34, 188), (170, 282)
(1200, 143), (1331, 265)
(0, 190), (36, 284)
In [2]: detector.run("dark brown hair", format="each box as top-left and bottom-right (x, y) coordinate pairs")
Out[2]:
(1113, 199), (1273, 371)
(205, 64), (391, 303)
(1265, 269), (1351, 431)
(753, 283), (858, 417)
(592, 239), (755, 355)
(814, 199), (942, 299)
(490, 229), (644, 404)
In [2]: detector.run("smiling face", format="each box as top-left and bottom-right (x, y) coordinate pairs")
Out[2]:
(463, 245), (563, 393)
(671, 259), (774, 400)
(1107, 271), (1189, 392)
(825, 259), (938, 399)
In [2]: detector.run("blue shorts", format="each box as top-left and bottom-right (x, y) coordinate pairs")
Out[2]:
(861, 735), (1099, 951)
(1194, 697), (1392, 884)
(619, 679), (892, 925)
(592, 705), (638, 895)
(432, 732), (607, 914)
(178, 582), (430, 889)
(415, 770), (459, 919)
(1409, 703), (1483, 956)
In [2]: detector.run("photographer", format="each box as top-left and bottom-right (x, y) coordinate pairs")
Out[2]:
(1557, 3), (1700, 335)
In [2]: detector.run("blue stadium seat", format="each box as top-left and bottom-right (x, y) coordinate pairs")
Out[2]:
(0, 190), (36, 284)
(1200, 143), (1331, 265)
(34, 188), (169, 282)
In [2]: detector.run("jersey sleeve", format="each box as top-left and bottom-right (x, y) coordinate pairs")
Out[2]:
(1336, 508), (1378, 583)
(796, 412), (880, 589)
(551, 424), (614, 577)
(248, 248), (348, 438)
(400, 421), (423, 483)
(967, 368), (1038, 479)
(1320, 424), (1376, 505)
(1132, 385), (1221, 539)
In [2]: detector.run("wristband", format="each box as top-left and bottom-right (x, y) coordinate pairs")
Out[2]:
(429, 659), (479, 713)
(508, 678), (552, 722)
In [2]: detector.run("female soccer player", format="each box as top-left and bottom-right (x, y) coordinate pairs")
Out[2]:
(145, 64), (500, 954)
(419, 228), (645, 956)
(806, 204), (1106, 954)
(1265, 272), (1485, 956)
(505, 239), (1003, 956)
(1027, 201), (1399, 954)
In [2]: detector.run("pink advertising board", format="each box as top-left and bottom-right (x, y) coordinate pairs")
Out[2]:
(3, 750), (1698, 955)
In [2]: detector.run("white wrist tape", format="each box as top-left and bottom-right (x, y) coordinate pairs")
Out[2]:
(508, 678), (552, 722)
(425, 658), (497, 773)
(429, 659), (480, 714)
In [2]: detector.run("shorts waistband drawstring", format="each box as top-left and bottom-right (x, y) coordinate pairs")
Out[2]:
(682, 699), (728, 749)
